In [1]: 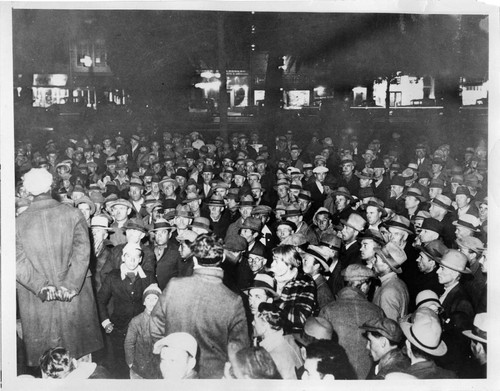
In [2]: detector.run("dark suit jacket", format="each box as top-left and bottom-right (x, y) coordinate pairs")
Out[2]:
(339, 241), (363, 270)
(305, 180), (327, 214)
(97, 270), (156, 329)
(154, 244), (182, 290)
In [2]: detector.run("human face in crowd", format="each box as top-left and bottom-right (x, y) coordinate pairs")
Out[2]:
(373, 168), (384, 180)
(103, 138), (112, 148)
(302, 254), (320, 276)
(248, 288), (270, 314)
(256, 162), (266, 174)
(360, 239), (378, 261)
(335, 195), (349, 211)
(314, 213), (331, 231)
(276, 225), (293, 243)
(479, 250), (487, 273)
(176, 176), (187, 188)
(372, 254), (389, 275)
(129, 186), (143, 202)
(162, 182), (176, 197)
(91, 227), (108, 249)
(314, 172), (327, 183)
(227, 198), (238, 210)
(366, 332), (386, 362)
(159, 347), (193, 380)
(247, 255), (267, 274)
(390, 185), (404, 198)
(290, 149), (300, 160)
(164, 160), (174, 171)
(117, 167), (127, 178)
(416, 252), (435, 273)
(297, 199), (310, 213)
(428, 203), (445, 220)
(247, 175), (260, 187)
(340, 224), (356, 243)
(209, 205), (224, 220)
(240, 228), (256, 244)
(415, 148), (426, 160)
(418, 178), (430, 187)
(431, 163), (442, 175)
(112, 205), (130, 223)
(251, 188), (263, 200)
(179, 241), (193, 259)
(239, 206), (253, 220)
(155, 228), (170, 246)
(479, 203), (487, 221)
(359, 178), (371, 188)
(450, 182), (460, 194)
(437, 265), (459, 287)
(174, 216), (191, 230)
(152, 207), (164, 221)
(77, 203), (92, 222)
(221, 172), (233, 184)
(151, 141), (160, 152)
(122, 248), (142, 271)
(236, 161), (245, 172)
(455, 194), (470, 209)
(289, 188), (301, 201)
(341, 162), (354, 177)
(365, 206), (382, 226)
(186, 158), (195, 168)
(144, 294), (159, 313)
(202, 171), (214, 184)
(252, 312), (268, 337)
(234, 175), (245, 187)
(405, 195), (420, 210)
(388, 227), (407, 247)
(455, 225), (473, 242)
(418, 228), (439, 244)
(277, 185), (289, 200)
(151, 181), (160, 194)
(245, 162), (256, 173)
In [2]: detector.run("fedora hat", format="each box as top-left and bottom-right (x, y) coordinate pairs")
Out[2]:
(294, 316), (334, 346)
(430, 194), (453, 211)
(149, 218), (176, 232)
(129, 177), (144, 188)
(401, 307), (447, 356)
(313, 166), (329, 174)
(340, 213), (366, 232)
(124, 217), (148, 233)
(182, 192), (204, 204)
(283, 204), (303, 218)
(174, 204), (194, 218)
(417, 239), (448, 262)
(420, 218), (442, 235)
(456, 236), (485, 254)
(318, 232), (342, 252)
(252, 205), (272, 216)
(358, 187), (375, 200)
(298, 189), (312, 201)
(188, 217), (212, 232)
(452, 214), (480, 232)
(463, 313), (487, 344)
(363, 197), (387, 217)
(242, 273), (278, 298)
(391, 175), (406, 187)
(332, 187), (354, 201)
(108, 198), (133, 210)
(159, 177), (178, 189)
(240, 216), (262, 232)
(360, 316), (403, 344)
(403, 187), (426, 202)
(358, 229), (386, 246)
(206, 194), (226, 207)
(355, 168), (375, 180)
(176, 229), (198, 243)
(90, 214), (113, 230)
(374, 242), (407, 274)
(415, 290), (442, 311)
(239, 195), (255, 207)
(435, 249), (471, 274)
(303, 245), (331, 272)
(275, 220), (297, 232)
(273, 178), (290, 190)
(385, 215), (413, 234)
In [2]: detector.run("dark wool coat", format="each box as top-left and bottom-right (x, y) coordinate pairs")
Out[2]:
(16, 195), (103, 366)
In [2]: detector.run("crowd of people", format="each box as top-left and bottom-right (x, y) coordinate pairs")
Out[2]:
(15, 126), (488, 380)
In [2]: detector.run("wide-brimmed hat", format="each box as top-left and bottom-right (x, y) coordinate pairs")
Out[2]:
(239, 195), (255, 207)
(242, 273), (278, 298)
(283, 204), (302, 218)
(303, 245), (331, 272)
(360, 316), (403, 344)
(252, 205), (273, 216)
(332, 187), (354, 201)
(129, 177), (144, 189)
(430, 194), (453, 211)
(149, 218), (176, 232)
(355, 168), (375, 180)
(402, 187), (426, 202)
(415, 290), (442, 311)
(391, 175), (406, 187)
(240, 216), (263, 232)
(374, 242), (407, 274)
(452, 214), (481, 232)
(420, 218), (442, 235)
(313, 166), (329, 174)
(90, 214), (113, 230)
(176, 229), (198, 243)
(294, 317), (334, 346)
(275, 220), (297, 232)
(74, 196), (96, 215)
(273, 178), (290, 190)
(357, 229), (386, 246)
(108, 198), (133, 210)
(188, 217), (212, 232)
(363, 197), (387, 217)
(298, 189), (312, 202)
(124, 217), (148, 233)
(417, 239), (449, 262)
(400, 307), (447, 356)
(463, 313), (487, 344)
(159, 177), (178, 189)
(153, 332), (198, 357)
(340, 213), (366, 232)
(435, 249), (471, 274)
(385, 215), (413, 234)
(206, 194), (226, 207)
(456, 236), (485, 254)
(318, 233), (342, 252)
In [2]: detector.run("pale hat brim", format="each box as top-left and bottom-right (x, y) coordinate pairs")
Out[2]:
(400, 321), (447, 357)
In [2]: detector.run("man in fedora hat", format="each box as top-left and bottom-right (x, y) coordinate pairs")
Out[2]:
(364, 197), (386, 231)
(371, 242), (409, 321)
(358, 229), (385, 270)
(90, 214), (115, 292)
(462, 312), (487, 378)
(401, 307), (456, 379)
(306, 165), (330, 214)
(329, 187), (354, 226)
(242, 273), (278, 328)
(402, 187), (426, 224)
(225, 194), (254, 240)
(339, 213), (367, 270)
(284, 203), (318, 245)
(428, 193), (456, 248)
(360, 316), (409, 379)
(321, 264), (384, 379)
(183, 191), (204, 219)
(302, 245), (334, 309)
(103, 217), (156, 279)
(457, 236), (486, 313)
(372, 159), (390, 204)
(147, 218), (179, 290)
(386, 175), (406, 215)
(204, 194), (231, 239)
(107, 198), (134, 246)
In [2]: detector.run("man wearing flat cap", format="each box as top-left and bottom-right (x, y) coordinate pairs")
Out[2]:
(320, 264), (384, 379)
(360, 316), (409, 379)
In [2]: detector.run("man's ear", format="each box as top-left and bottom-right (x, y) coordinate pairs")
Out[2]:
(127, 207), (132, 215)
(300, 346), (307, 361)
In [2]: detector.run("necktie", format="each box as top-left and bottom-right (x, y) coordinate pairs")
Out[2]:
(126, 272), (137, 281)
